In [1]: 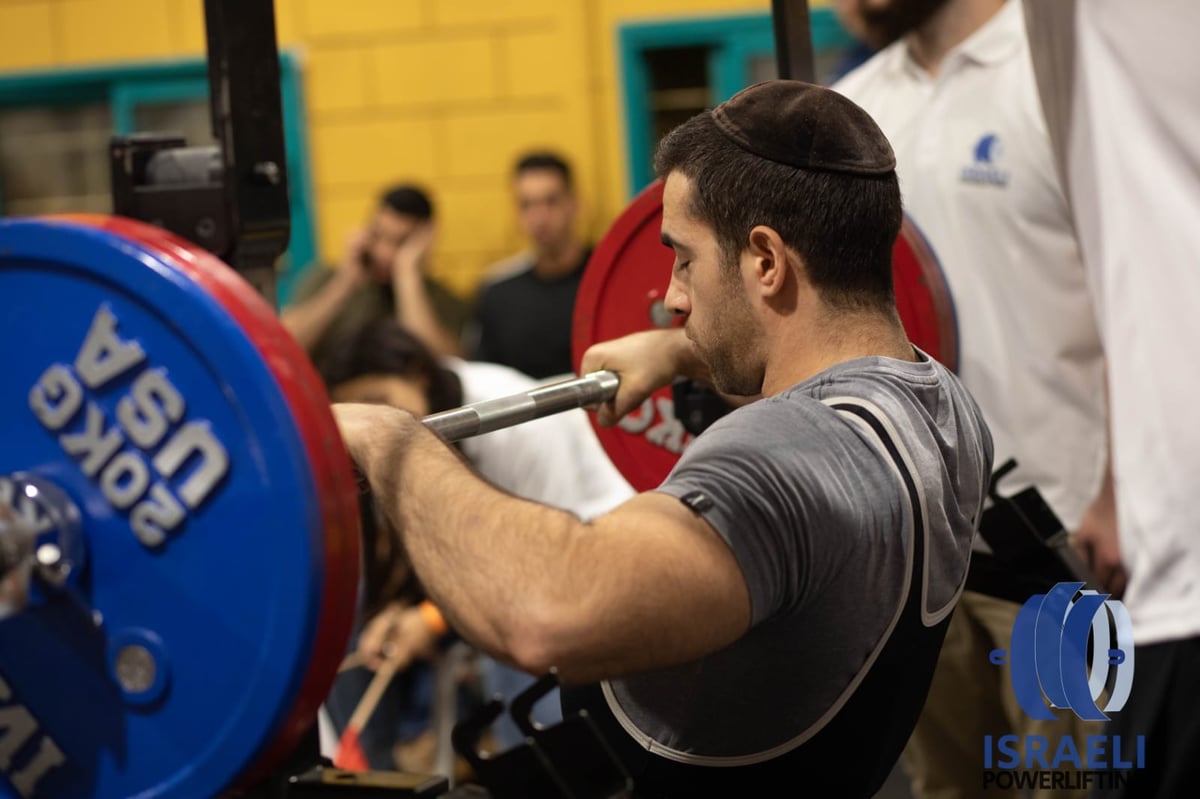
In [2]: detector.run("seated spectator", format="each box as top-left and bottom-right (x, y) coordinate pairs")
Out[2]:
(282, 185), (469, 378)
(468, 151), (592, 379)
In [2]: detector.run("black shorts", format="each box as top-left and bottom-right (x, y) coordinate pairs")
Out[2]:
(1097, 635), (1200, 798)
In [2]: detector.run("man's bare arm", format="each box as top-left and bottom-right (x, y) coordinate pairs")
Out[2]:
(281, 230), (367, 349)
(334, 402), (751, 684)
(580, 328), (758, 427)
(391, 225), (463, 358)
(1074, 377), (1124, 596)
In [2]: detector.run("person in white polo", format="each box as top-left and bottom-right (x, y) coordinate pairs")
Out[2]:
(1023, 1), (1200, 795)
(835, 1), (1112, 796)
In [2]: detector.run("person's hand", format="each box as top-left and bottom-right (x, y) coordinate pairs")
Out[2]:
(337, 227), (371, 284)
(1073, 480), (1125, 598)
(392, 223), (436, 279)
(580, 329), (690, 427)
(357, 603), (439, 671)
(332, 403), (419, 477)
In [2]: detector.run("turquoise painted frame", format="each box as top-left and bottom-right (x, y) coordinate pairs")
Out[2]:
(0, 53), (317, 305)
(110, 77), (210, 137)
(618, 8), (856, 197)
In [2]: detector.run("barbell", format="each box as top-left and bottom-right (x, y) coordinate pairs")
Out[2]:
(0, 197), (956, 798)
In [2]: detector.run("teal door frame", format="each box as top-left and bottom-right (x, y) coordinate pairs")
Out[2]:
(618, 9), (854, 197)
(110, 76), (211, 135)
(0, 53), (317, 305)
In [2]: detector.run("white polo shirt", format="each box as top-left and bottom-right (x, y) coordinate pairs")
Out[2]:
(1024, 0), (1200, 644)
(834, 0), (1108, 538)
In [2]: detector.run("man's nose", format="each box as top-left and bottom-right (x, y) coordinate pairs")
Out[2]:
(665, 275), (690, 318)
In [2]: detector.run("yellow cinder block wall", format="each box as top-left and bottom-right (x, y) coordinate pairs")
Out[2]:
(0, 0), (830, 299)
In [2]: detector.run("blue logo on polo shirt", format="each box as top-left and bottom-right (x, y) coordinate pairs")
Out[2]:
(961, 133), (1010, 187)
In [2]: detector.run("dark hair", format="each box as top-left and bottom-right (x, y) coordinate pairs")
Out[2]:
(323, 319), (462, 413)
(654, 112), (902, 310)
(380, 184), (434, 222)
(513, 150), (573, 190)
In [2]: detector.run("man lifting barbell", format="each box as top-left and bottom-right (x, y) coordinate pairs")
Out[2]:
(320, 319), (635, 769)
(334, 79), (994, 798)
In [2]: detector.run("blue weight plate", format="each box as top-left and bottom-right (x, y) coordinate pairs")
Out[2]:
(76, 216), (360, 790)
(0, 218), (327, 799)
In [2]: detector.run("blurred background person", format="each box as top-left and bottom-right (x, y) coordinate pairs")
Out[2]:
(283, 185), (470, 377)
(1023, 2), (1200, 796)
(830, 0), (881, 79)
(468, 151), (591, 380)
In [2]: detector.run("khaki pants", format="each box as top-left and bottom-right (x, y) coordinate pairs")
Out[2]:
(900, 590), (1104, 799)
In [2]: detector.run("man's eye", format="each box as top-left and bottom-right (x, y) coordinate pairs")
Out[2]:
(674, 260), (690, 272)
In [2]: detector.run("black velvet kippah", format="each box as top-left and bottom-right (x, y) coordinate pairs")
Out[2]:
(711, 80), (896, 175)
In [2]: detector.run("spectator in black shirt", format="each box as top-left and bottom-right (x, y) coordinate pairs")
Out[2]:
(468, 151), (591, 379)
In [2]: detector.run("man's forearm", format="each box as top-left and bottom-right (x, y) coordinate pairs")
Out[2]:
(360, 417), (582, 669)
(393, 268), (462, 357)
(280, 271), (358, 349)
(333, 400), (751, 683)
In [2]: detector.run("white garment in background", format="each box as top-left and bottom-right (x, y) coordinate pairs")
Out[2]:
(450, 358), (636, 522)
(1024, 0), (1200, 644)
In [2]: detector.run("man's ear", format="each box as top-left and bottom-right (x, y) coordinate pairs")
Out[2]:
(747, 225), (791, 297)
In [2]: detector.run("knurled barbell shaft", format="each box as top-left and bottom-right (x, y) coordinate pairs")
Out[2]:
(422, 370), (619, 443)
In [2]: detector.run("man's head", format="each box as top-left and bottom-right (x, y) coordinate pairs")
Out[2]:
(654, 80), (902, 395)
(848, 0), (952, 50)
(324, 319), (462, 416)
(364, 185), (435, 282)
(512, 151), (579, 257)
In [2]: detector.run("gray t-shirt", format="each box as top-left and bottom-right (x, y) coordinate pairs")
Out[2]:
(601, 351), (992, 764)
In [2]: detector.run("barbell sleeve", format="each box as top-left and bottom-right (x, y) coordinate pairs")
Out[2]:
(422, 370), (620, 443)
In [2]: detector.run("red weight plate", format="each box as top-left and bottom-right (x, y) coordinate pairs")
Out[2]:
(572, 180), (958, 492)
(60, 214), (361, 786)
(571, 182), (693, 493)
(894, 217), (959, 373)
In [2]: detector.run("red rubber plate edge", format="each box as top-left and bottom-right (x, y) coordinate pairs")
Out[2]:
(57, 214), (361, 784)
(572, 180), (677, 492)
(896, 216), (958, 373)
